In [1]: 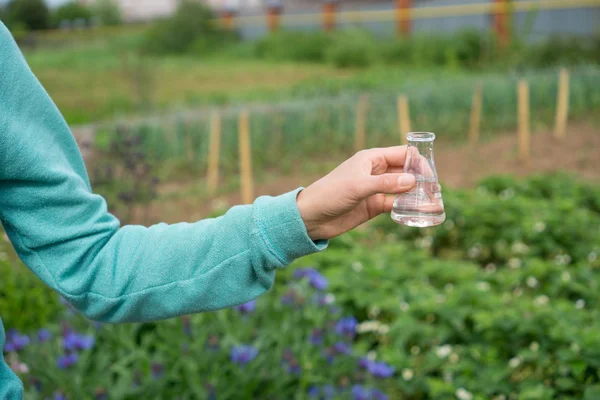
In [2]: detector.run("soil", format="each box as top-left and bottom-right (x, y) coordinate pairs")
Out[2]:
(134, 121), (600, 224)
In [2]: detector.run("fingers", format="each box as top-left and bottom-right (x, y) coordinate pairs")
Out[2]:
(362, 146), (408, 174)
(358, 173), (415, 199)
(381, 195), (396, 213)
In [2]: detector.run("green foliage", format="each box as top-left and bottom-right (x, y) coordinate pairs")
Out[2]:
(90, 0), (121, 26)
(51, 2), (92, 28)
(5, 0), (49, 31)
(141, 1), (236, 55)
(254, 30), (333, 62)
(2, 175), (599, 398)
(326, 29), (378, 68)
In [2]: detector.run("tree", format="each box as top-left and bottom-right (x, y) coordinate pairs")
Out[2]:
(6, 0), (49, 31)
(52, 2), (92, 28)
(91, 0), (122, 26)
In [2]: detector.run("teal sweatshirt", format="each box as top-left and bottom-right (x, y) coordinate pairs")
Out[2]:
(0, 22), (326, 398)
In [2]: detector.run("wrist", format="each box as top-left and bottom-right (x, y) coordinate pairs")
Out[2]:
(296, 188), (320, 241)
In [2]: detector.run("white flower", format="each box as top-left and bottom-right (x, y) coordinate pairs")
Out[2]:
(476, 281), (491, 292)
(410, 345), (420, 355)
(555, 254), (572, 265)
(485, 263), (497, 273)
(456, 387), (473, 400)
(378, 324), (390, 335)
(589, 252), (598, 263)
(435, 345), (452, 358)
(352, 261), (363, 272)
(399, 301), (410, 312)
(529, 342), (539, 352)
(570, 342), (581, 353)
(561, 271), (571, 282)
(509, 357), (521, 368)
(500, 188), (515, 200)
(443, 371), (453, 383)
(416, 236), (433, 249)
(436, 295), (446, 304)
(367, 351), (377, 361)
(357, 321), (380, 333)
(534, 295), (549, 307)
(369, 306), (381, 318)
(575, 299), (585, 309)
(444, 283), (454, 292)
(513, 287), (523, 297)
(512, 242), (529, 254)
(526, 276), (538, 288)
(449, 353), (460, 364)
(508, 258), (522, 269)
(468, 245), (482, 259)
(493, 395), (507, 400)
(445, 220), (455, 230)
(534, 221), (546, 233)
(324, 294), (335, 304)
(402, 368), (414, 381)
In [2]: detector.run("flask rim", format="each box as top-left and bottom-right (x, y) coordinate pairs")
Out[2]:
(406, 132), (436, 142)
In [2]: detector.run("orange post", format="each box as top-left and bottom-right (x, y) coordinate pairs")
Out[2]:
(493, 0), (509, 47)
(323, 1), (337, 32)
(266, 4), (282, 32)
(221, 10), (236, 31)
(395, 0), (412, 36)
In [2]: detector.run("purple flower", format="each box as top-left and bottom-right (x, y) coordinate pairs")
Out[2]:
(308, 386), (319, 398)
(230, 345), (258, 366)
(352, 385), (370, 400)
(95, 388), (108, 400)
(371, 388), (389, 400)
(281, 349), (301, 375)
(53, 392), (67, 400)
(293, 267), (328, 290)
(182, 316), (192, 337)
(310, 329), (324, 345)
(308, 385), (335, 399)
(281, 289), (298, 306)
(366, 361), (395, 379)
(335, 317), (358, 339)
(38, 329), (52, 343)
(4, 331), (30, 352)
(323, 347), (336, 364)
(323, 385), (335, 399)
(206, 335), (220, 351)
(63, 331), (94, 351)
(294, 267), (319, 279)
(57, 353), (78, 369)
(333, 342), (351, 355)
(234, 299), (256, 314)
(358, 357), (370, 369)
(151, 362), (164, 380)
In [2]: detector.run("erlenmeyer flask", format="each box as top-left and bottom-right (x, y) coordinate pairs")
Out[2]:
(391, 132), (446, 227)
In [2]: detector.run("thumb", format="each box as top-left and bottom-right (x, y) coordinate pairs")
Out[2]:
(360, 173), (415, 198)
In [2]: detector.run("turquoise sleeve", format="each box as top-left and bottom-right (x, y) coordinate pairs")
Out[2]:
(0, 22), (327, 324)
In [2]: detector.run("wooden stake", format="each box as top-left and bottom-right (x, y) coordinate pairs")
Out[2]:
(354, 94), (368, 152)
(517, 80), (530, 161)
(323, 2), (337, 32)
(239, 109), (254, 204)
(554, 68), (570, 139)
(207, 111), (221, 194)
(469, 83), (483, 147)
(395, 0), (412, 36)
(398, 95), (411, 145)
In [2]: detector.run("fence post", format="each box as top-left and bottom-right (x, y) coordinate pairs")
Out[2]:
(395, 0), (412, 37)
(398, 95), (411, 145)
(221, 8), (236, 31)
(354, 94), (368, 152)
(207, 111), (221, 195)
(469, 83), (483, 147)
(323, 0), (337, 32)
(239, 109), (254, 204)
(517, 80), (530, 162)
(493, 0), (509, 48)
(554, 68), (570, 139)
(266, 1), (283, 33)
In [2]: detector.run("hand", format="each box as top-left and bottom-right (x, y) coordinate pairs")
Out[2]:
(296, 146), (416, 241)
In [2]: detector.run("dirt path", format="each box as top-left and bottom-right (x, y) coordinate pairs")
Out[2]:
(136, 121), (600, 224)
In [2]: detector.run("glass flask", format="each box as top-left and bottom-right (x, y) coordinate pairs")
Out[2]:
(391, 132), (446, 227)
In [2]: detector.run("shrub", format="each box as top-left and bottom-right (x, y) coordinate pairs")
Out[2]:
(5, 0), (49, 31)
(254, 31), (333, 63)
(51, 2), (92, 28)
(90, 0), (121, 26)
(141, 1), (236, 55)
(326, 29), (378, 68)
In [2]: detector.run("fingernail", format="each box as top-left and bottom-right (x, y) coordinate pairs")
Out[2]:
(397, 174), (415, 187)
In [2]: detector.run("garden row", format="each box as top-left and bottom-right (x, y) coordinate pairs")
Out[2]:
(2, 174), (599, 399)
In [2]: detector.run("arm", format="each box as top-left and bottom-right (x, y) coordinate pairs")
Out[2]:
(0, 24), (325, 323)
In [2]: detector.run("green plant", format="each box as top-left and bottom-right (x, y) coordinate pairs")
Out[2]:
(141, 1), (236, 55)
(51, 1), (92, 28)
(326, 29), (378, 68)
(5, 0), (49, 30)
(254, 30), (333, 63)
(90, 0), (121, 26)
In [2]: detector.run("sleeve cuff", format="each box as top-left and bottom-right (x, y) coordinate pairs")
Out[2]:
(253, 187), (328, 267)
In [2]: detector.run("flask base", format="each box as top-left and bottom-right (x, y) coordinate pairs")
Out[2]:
(391, 211), (446, 228)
